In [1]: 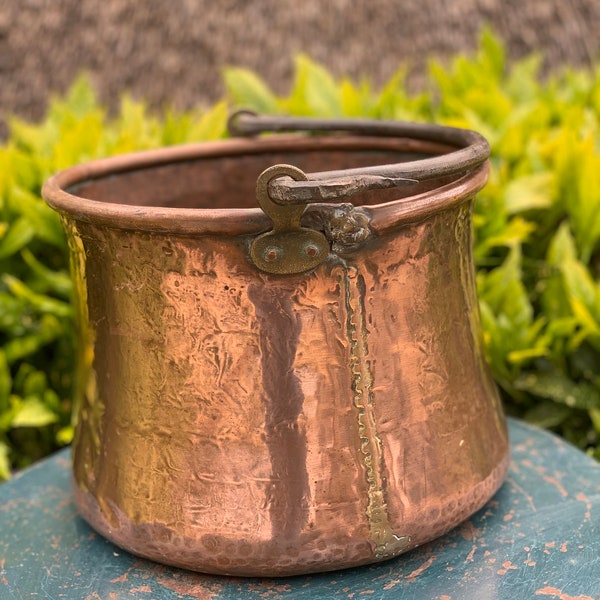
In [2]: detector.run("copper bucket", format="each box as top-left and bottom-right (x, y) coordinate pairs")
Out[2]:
(42, 113), (509, 577)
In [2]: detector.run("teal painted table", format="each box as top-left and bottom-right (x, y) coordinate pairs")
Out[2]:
(1, 418), (599, 599)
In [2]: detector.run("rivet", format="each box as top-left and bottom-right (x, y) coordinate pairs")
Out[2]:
(305, 244), (319, 258)
(264, 246), (281, 262)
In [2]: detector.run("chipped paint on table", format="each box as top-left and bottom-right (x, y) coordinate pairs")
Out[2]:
(0, 418), (599, 599)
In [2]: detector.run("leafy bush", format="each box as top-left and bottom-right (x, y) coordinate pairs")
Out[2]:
(1, 30), (599, 480)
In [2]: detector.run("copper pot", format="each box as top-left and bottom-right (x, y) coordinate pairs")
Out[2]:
(42, 113), (509, 577)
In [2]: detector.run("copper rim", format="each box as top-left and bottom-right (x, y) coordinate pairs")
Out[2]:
(42, 134), (488, 236)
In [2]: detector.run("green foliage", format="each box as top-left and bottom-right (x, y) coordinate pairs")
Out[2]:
(1, 30), (600, 480)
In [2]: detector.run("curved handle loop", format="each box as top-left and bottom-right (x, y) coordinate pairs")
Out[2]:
(255, 164), (307, 229)
(228, 111), (491, 206)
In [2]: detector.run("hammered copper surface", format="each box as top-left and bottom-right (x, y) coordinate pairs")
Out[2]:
(43, 134), (509, 577)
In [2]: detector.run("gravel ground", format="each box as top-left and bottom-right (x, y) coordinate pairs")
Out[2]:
(1, 0), (598, 137)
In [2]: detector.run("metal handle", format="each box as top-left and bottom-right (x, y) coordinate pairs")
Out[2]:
(228, 111), (490, 205)
(232, 111), (491, 275)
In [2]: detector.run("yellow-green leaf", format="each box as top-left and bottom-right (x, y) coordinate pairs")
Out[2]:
(289, 54), (341, 116)
(11, 397), (58, 428)
(0, 442), (10, 480)
(0, 217), (35, 260)
(0, 350), (11, 411)
(56, 425), (74, 445)
(224, 68), (279, 115)
(187, 101), (229, 141)
(503, 172), (555, 214)
(8, 187), (65, 247)
(2, 275), (72, 318)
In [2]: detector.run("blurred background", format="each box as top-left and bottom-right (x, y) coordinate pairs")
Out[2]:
(1, 0), (599, 136)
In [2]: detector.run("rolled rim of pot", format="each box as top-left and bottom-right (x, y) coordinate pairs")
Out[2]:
(42, 115), (490, 237)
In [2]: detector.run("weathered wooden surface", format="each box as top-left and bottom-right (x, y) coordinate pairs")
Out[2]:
(0, 418), (599, 599)
(1, 0), (599, 137)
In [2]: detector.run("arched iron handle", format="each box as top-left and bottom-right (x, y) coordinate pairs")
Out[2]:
(228, 111), (490, 205)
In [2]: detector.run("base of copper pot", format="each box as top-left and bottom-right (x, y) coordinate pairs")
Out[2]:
(73, 451), (509, 577)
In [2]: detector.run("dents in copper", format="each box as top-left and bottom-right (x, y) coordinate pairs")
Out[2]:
(42, 114), (509, 577)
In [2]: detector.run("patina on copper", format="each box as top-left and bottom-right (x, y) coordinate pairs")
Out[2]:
(42, 115), (509, 577)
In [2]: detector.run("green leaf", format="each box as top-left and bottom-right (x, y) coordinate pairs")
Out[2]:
(561, 259), (598, 322)
(56, 425), (74, 445)
(571, 343), (600, 384)
(505, 54), (542, 102)
(7, 117), (54, 156)
(515, 370), (600, 411)
(7, 187), (65, 248)
(21, 370), (47, 397)
(286, 54), (341, 116)
(59, 113), (105, 164)
(55, 73), (99, 119)
(373, 68), (407, 119)
(523, 401), (572, 429)
(5, 147), (41, 192)
(1, 275), (72, 318)
(476, 216), (535, 256)
(547, 222), (577, 265)
(0, 350), (11, 413)
(572, 142), (600, 262)
(108, 96), (162, 154)
(372, 67), (430, 122)
(541, 277), (572, 322)
(20, 249), (72, 298)
(0, 442), (10, 480)
(186, 101), (229, 141)
(160, 110), (193, 146)
(476, 244), (550, 384)
(11, 397), (58, 428)
(542, 231), (600, 349)
(507, 346), (548, 365)
(503, 172), (555, 214)
(478, 27), (506, 79)
(0, 218), (35, 260)
(0, 292), (29, 337)
(590, 408), (600, 434)
(224, 68), (279, 114)
(340, 78), (373, 116)
(3, 315), (64, 364)
(478, 245), (532, 330)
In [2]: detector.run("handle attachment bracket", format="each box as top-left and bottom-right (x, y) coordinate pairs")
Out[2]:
(250, 165), (330, 275)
